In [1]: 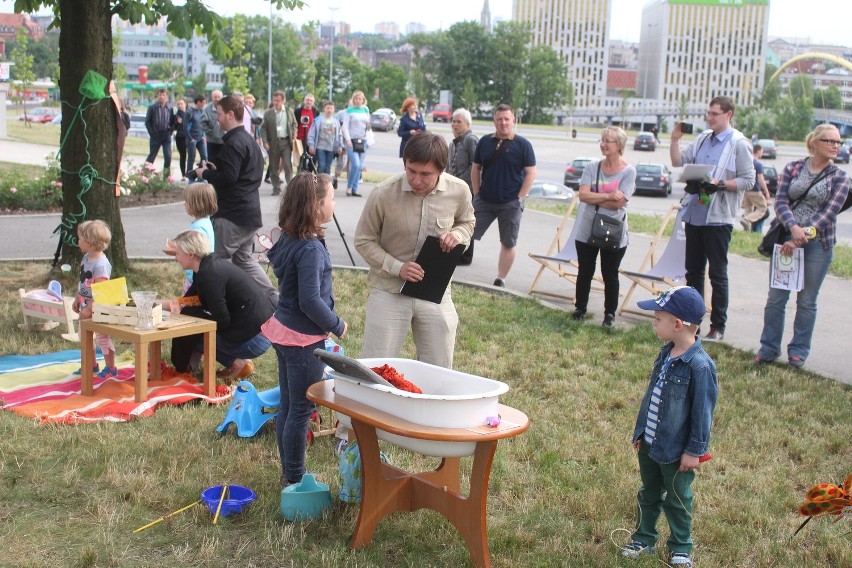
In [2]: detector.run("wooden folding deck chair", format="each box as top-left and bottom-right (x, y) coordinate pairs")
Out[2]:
(618, 203), (688, 319)
(527, 196), (605, 302)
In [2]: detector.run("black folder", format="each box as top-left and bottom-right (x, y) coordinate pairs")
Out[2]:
(399, 235), (465, 304)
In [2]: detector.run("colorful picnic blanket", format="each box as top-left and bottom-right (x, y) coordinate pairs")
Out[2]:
(0, 350), (231, 423)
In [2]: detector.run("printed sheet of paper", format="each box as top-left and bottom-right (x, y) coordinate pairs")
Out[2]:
(770, 244), (804, 291)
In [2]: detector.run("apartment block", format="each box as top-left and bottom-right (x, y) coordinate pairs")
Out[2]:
(638, 0), (769, 109)
(513, 0), (611, 109)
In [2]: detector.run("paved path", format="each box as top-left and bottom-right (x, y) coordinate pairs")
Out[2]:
(2, 138), (850, 385)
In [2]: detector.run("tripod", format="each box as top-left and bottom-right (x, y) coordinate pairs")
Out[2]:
(331, 213), (356, 266)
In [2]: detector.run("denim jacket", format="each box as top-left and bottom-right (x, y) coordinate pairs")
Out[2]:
(632, 340), (718, 464)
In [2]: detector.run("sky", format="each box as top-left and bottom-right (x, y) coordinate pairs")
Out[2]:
(1, 0), (848, 47)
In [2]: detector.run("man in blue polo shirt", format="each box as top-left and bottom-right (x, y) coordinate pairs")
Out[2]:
(468, 104), (537, 287)
(670, 95), (755, 341)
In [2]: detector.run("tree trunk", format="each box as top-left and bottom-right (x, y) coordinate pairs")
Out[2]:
(56, 0), (128, 275)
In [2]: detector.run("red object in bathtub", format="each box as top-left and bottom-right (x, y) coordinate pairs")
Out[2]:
(370, 364), (422, 394)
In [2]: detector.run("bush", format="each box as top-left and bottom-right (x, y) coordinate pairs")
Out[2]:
(119, 161), (179, 196)
(0, 154), (63, 212)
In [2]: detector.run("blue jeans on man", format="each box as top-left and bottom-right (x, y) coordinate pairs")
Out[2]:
(758, 239), (833, 362)
(186, 137), (208, 171)
(146, 131), (172, 172)
(273, 340), (326, 484)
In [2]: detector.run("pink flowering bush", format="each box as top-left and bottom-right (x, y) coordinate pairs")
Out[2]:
(0, 154), (63, 211)
(121, 160), (179, 196)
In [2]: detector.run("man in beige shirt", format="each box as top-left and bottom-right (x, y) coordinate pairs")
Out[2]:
(261, 90), (297, 195)
(355, 132), (475, 368)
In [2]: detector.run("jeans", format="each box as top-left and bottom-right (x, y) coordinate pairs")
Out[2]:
(346, 147), (365, 192)
(186, 138), (208, 171)
(758, 240), (833, 362)
(574, 240), (627, 315)
(316, 149), (334, 174)
(171, 330), (270, 371)
(633, 442), (695, 554)
(274, 340), (325, 484)
(684, 223), (732, 330)
(175, 136), (187, 177)
(146, 131), (172, 170)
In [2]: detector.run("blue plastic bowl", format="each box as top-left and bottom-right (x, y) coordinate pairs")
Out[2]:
(201, 485), (256, 517)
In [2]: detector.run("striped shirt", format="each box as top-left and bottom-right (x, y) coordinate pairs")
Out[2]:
(775, 158), (850, 250)
(644, 356), (673, 445)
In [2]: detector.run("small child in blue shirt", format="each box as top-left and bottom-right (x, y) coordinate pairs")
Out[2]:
(623, 286), (718, 568)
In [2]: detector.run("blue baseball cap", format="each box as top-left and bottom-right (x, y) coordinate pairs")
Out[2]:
(637, 286), (706, 325)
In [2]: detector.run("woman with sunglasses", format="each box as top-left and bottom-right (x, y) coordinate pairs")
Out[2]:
(572, 126), (635, 328)
(755, 124), (850, 368)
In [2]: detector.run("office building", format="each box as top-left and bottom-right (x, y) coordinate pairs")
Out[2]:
(638, 0), (769, 109)
(513, 0), (611, 109)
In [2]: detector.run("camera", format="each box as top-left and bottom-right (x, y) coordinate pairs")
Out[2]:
(680, 122), (694, 134)
(250, 116), (263, 126)
(300, 115), (311, 125)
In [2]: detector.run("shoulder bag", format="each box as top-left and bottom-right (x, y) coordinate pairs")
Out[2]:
(586, 163), (625, 250)
(757, 165), (832, 257)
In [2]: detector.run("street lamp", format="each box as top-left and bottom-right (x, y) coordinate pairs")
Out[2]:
(329, 7), (338, 104)
(640, 23), (658, 132)
(267, 2), (273, 104)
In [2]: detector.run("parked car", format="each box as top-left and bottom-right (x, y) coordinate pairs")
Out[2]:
(369, 108), (397, 132)
(758, 139), (776, 159)
(633, 132), (657, 151)
(127, 113), (149, 138)
(18, 107), (58, 123)
(526, 181), (575, 202)
(763, 165), (778, 196)
(634, 163), (672, 197)
(432, 103), (452, 122)
(834, 144), (850, 164)
(563, 157), (594, 189)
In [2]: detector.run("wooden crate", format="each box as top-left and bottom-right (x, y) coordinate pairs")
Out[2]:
(92, 303), (163, 327)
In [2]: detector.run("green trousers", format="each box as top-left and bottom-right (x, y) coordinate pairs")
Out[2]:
(632, 441), (695, 554)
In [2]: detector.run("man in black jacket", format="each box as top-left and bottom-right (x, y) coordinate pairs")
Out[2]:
(193, 95), (277, 302)
(144, 88), (174, 178)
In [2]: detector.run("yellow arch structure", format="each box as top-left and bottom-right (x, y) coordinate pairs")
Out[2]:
(770, 52), (852, 84)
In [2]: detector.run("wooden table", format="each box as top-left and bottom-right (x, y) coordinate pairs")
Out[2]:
(80, 315), (217, 402)
(307, 380), (530, 568)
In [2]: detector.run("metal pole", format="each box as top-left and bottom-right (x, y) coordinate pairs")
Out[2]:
(267, 3), (273, 104)
(329, 7), (338, 103)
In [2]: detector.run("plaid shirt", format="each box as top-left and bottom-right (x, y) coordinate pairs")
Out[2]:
(775, 159), (849, 249)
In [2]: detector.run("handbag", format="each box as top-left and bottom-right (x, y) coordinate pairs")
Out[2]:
(586, 164), (625, 250)
(757, 165), (832, 257)
(365, 129), (375, 147)
(351, 138), (366, 153)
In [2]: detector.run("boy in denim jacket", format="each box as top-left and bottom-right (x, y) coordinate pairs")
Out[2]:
(623, 286), (718, 568)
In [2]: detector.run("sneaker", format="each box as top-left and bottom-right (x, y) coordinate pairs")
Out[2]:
(332, 178), (338, 189)
(788, 355), (805, 368)
(96, 366), (118, 378)
(669, 552), (693, 567)
(621, 540), (655, 558)
(493, 278), (505, 287)
(73, 365), (99, 376)
(271, 190), (281, 196)
(739, 218), (751, 231)
(602, 313), (615, 328)
(704, 327), (724, 341)
(571, 309), (586, 322)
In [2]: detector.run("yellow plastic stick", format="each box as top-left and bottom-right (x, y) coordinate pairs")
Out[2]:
(212, 485), (228, 525)
(133, 500), (201, 533)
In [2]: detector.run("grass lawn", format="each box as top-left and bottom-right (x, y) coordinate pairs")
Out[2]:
(4, 110), (151, 157)
(0, 262), (849, 567)
(0, 161), (46, 180)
